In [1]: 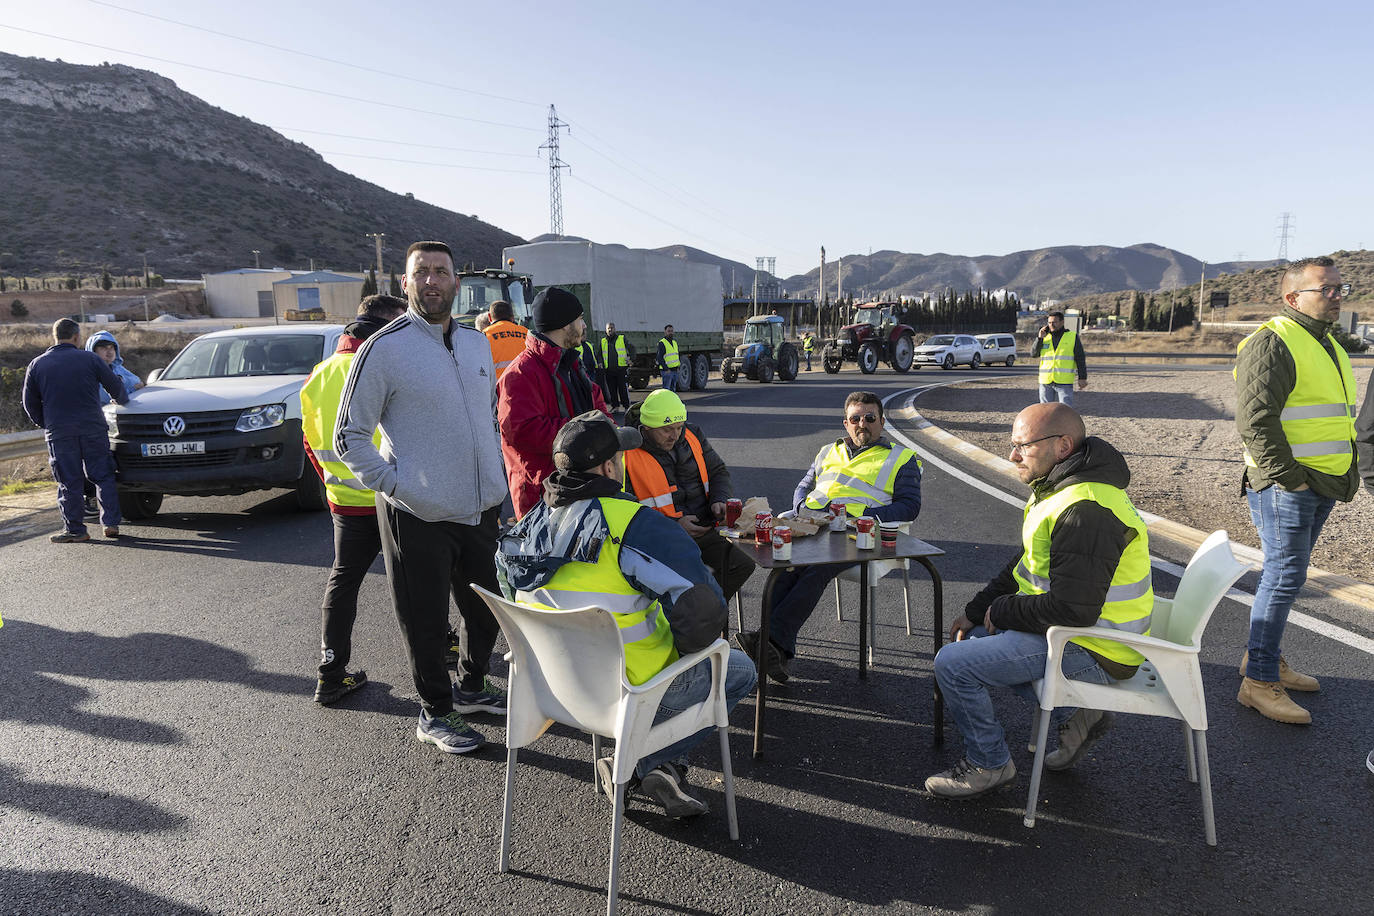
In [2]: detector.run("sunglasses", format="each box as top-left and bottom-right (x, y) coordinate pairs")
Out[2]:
(846, 412), (879, 425)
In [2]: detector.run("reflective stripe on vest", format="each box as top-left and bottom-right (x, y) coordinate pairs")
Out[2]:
(602, 336), (629, 368)
(301, 351), (379, 508)
(1236, 316), (1357, 475)
(1038, 330), (1077, 385)
(659, 338), (680, 368)
(516, 497), (677, 685)
(803, 337), (815, 352)
(484, 321), (528, 379)
(1012, 480), (1153, 666)
(622, 429), (709, 518)
(803, 441), (920, 515)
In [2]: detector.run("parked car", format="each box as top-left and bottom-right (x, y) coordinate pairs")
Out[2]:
(912, 334), (982, 369)
(975, 333), (1018, 366)
(103, 324), (345, 518)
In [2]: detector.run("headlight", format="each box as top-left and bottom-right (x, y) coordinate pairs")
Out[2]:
(103, 405), (118, 436)
(236, 403), (286, 432)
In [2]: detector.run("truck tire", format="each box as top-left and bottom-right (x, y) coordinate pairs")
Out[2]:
(689, 353), (710, 390)
(858, 342), (879, 375)
(294, 467), (328, 512)
(757, 359), (775, 383)
(117, 489), (162, 520)
(890, 334), (914, 373)
(675, 357), (693, 391)
(629, 368), (650, 390)
(777, 343), (799, 381)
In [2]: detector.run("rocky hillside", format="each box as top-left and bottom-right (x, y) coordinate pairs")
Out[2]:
(0, 52), (524, 277)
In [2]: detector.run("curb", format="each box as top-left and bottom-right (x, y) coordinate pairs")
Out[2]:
(891, 378), (1374, 612)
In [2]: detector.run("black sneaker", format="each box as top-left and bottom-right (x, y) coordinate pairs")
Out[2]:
(735, 631), (790, 683)
(314, 670), (367, 705)
(452, 678), (508, 715)
(445, 628), (461, 667)
(641, 763), (708, 818)
(415, 710), (485, 754)
(595, 755), (640, 798)
(83, 497), (100, 521)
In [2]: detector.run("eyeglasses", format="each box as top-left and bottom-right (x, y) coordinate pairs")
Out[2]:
(1291, 284), (1351, 299)
(846, 412), (879, 425)
(1009, 434), (1060, 453)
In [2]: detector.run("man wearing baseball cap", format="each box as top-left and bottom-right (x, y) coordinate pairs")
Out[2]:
(624, 389), (755, 605)
(497, 286), (611, 518)
(496, 411), (757, 819)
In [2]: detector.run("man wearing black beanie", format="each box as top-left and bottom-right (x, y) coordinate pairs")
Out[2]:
(498, 286), (613, 518)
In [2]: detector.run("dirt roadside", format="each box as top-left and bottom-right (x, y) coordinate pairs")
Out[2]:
(914, 368), (1374, 584)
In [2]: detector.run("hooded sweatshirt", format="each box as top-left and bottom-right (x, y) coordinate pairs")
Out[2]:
(85, 330), (142, 397)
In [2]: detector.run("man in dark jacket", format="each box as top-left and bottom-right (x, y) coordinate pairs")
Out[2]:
(496, 412), (757, 818)
(1233, 256), (1357, 725)
(623, 389), (755, 604)
(22, 318), (128, 542)
(1033, 311), (1088, 405)
(925, 403), (1152, 798)
(498, 287), (611, 519)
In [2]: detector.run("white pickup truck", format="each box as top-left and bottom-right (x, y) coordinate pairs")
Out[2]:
(104, 324), (344, 519)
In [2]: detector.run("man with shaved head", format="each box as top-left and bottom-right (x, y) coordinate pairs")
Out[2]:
(925, 403), (1153, 798)
(1233, 256), (1357, 725)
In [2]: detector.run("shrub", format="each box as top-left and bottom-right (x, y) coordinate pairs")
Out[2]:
(10, 299), (27, 317)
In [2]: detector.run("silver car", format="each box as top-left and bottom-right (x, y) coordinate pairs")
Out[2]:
(913, 334), (982, 369)
(975, 333), (1018, 366)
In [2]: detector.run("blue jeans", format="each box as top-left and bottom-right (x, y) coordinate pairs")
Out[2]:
(764, 562), (858, 655)
(660, 368), (679, 391)
(47, 433), (120, 534)
(636, 648), (758, 778)
(934, 627), (1109, 770)
(804, 350), (813, 370)
(1038, 383), (1074, 406)
(1245, 485), (1334, 683)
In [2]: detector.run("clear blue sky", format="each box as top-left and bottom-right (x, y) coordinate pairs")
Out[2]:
(3, 0), (1370, 277)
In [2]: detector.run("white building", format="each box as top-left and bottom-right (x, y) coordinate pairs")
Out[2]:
(203, 268), (365, 319)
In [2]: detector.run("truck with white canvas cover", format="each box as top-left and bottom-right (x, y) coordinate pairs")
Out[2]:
(502, 241), (724, 390)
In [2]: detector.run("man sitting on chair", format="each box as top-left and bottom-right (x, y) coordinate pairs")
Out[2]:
(735, 390), (922, 682)
(496, 411), (757, 819)
(925, 403), (1152, 799)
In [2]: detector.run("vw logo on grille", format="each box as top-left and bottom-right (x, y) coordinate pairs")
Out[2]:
(163, 416), (186, 437)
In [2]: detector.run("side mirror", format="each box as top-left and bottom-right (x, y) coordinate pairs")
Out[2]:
(148, 368), (164, 383)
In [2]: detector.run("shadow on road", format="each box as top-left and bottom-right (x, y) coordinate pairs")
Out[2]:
(0, 762), (187, 833)
(0, 869), (215, 915)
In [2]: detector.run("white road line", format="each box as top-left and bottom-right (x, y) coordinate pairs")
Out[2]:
(881, 388), (1374, 655)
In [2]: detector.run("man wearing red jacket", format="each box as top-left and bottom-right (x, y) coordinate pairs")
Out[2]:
(498, 286), (611, 518)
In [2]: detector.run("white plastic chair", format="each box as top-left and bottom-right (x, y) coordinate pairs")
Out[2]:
(1023, 530), (1248, 846)
(833, 520), (915, 664)
(470, 585), (740, 916)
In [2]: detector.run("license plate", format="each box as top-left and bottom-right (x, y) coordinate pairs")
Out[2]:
(141, 441), (206, 457)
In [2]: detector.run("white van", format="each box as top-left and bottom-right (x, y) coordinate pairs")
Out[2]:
(975, 333), (1018, 366)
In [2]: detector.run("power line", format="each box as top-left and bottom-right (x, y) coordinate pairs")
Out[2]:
(0, 24), (542, 132)
(85, 0), (544, 108)
(269, 127), (538, 157)
(319, 151), (539, 174)
(570, 174), (753, 262)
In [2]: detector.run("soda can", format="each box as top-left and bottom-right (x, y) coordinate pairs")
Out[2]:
(855, 516), (877, 550)
(753, 512), (773, 546)
(771, 525), (792, 561)
(828, 502), (848, 532)
(725, 498), (743, 528)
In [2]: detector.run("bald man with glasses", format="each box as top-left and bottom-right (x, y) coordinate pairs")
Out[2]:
(735, 390), (922, 682)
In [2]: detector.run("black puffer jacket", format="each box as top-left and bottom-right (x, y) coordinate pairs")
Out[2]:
(965, 437), (1143, 673)
(624, 406), (733, 522)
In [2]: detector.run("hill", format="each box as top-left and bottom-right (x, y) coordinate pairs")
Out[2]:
(0, 52), (524, 278)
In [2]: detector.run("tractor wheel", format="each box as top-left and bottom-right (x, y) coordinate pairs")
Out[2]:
(822, 346), (842, 374)
(757, 359), (775, 383)
(690, 353), (711, 389)
(858, 342), (879, 375)
(722, 366), (738, 383)
(941, 353), (954, 370)
(777, 343), (799, 381)
(970, 352), (981, 370)
(890, 334), (914, 373)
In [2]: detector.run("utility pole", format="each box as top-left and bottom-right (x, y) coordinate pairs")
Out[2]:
(142, 251), (148, 288)
(819, 245), (826, 337)
(1200, 262), (1208, 328)
(539, 104), (570, 238)
(79, 294), (86, 323)
(366, 233), (385, 279)
(142, 296), (149, 323)
(252, 249), (261, 269)
(837, 257), (844, 322)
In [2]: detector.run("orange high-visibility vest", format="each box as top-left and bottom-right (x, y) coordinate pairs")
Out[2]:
(484, 320), (529, 379)
(623, 429), (709, 518)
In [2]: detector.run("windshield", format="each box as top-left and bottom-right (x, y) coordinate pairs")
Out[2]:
(854, 308), (884, 326)
(925, 335), (955, 346)
(455, 276), (531, 322)
(162, 334), (324, 380)
(744, 321), (782, 347)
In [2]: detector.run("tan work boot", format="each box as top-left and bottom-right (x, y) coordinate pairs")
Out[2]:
(1238, 651), (1320, 692)
(1238, 677), (1311, 725)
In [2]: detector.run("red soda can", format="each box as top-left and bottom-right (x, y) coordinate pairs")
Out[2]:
(753, 512), (773, 546)
(771, 525), (792, 561)
(855, 516), (876, 549)
(725, 498), (743, 528)
(828, 501), (848, 532)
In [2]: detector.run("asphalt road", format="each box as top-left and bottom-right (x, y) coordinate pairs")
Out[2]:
(3, 363), (1373, 915)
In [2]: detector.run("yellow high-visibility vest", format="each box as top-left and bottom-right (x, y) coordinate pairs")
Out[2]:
(803, 441), (920, 516)
(602, 335), (629, 369)
(516, 497), (677, 685)
(1038, 330), (1078, 385)
(301, 351), (380, 508)
(659, 338), (680, 369)
(1236, 315), (1356, 476)
(1013, 481), (1153, 666)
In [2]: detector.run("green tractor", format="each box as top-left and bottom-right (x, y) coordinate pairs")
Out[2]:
(720, 315), (800, 384)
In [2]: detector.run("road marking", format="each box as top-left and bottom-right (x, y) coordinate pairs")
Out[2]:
(881, 388), (1374, 656)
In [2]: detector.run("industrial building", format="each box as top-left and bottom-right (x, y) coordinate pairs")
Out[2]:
(203, 268), (366, 320)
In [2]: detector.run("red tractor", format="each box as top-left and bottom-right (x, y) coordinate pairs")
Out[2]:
(821, 303), (916, 374)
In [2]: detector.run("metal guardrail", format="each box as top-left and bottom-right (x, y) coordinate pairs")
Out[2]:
(0, 431), (47, 462)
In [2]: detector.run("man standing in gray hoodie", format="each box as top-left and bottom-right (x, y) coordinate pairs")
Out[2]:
(335, 240), (508, 755)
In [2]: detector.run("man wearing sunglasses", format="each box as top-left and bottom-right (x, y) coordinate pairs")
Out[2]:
(1234, 256), (1357, 726)
(736, 391), (922, 682)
